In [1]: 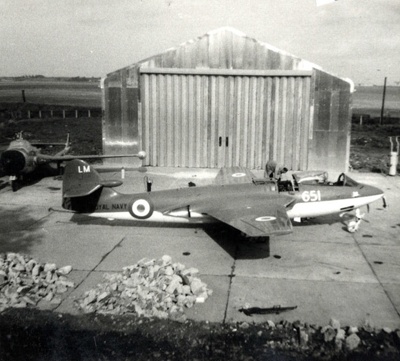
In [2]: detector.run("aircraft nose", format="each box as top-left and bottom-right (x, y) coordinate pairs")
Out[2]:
(0, 150), (26, 175)
(360, 183), (385, 201)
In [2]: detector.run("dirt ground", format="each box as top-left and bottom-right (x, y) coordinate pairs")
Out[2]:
(1, 308), (399, 361)
(350, 124), (400, 173)
(0, 117), (102, 157)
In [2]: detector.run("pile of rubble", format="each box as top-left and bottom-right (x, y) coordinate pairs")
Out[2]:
(0, 252), (74, 311)
(75, 255), (212, 320)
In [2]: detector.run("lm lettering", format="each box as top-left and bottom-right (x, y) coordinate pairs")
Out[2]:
(78, 165), (91, 173)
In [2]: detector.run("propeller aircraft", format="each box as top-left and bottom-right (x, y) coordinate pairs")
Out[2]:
(61, 159), (386, 236)
(0, 132), (146, 191)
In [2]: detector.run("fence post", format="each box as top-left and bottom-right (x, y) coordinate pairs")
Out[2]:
(75, 110), (78, 118)
(51, 110), (53, 118)
(63, 110), (66, 118)
(39, 110), (42, 119)
(28, 110), (31, 119)
(88, 109), (91, 118)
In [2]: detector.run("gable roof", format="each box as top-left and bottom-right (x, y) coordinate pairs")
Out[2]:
(108, 27), (353, 90)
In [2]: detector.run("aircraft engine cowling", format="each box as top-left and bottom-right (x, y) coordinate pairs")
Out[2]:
(0, 149), (34, 175)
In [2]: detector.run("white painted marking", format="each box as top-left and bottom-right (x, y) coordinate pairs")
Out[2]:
(301, 190), (321, 202)
(131, 199), (151, 218)
(255, 216), (277, 222)
(232, 173), (246, 178)
(287, 194), (383, 219)
(85, 211), (215, 224)
(78, 165), (90, 173)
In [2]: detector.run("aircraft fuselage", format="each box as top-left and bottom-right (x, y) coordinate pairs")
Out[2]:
(72, 177), (384, 224)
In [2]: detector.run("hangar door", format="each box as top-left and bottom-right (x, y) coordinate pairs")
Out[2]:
(139, 68), (312, 170)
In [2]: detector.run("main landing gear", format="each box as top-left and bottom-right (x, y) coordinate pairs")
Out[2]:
(341, 208), (364, 233)
(9, 175), (21, 192)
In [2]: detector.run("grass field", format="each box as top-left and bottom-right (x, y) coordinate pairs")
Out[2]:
(352, 86), (400, 118)
(1, 78), (399, 114)
(0, 118), (103, 158)
(0, 79), (101, 108)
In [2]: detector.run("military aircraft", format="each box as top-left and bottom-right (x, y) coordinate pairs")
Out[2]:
(0, 132), (146, 191)
(61, 159), (386, 236)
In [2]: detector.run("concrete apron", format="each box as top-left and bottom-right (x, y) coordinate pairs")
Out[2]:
(0, 168), (399, 329)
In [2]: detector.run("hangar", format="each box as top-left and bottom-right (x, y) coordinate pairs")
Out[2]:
(102, 27), (352, 174)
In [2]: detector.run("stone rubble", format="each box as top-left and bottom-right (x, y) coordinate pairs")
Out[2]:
(0, 252), (74, 312)
(345, 333), (361, 351)
(259, 315), (400, 357)
(75, 255), (212, 320)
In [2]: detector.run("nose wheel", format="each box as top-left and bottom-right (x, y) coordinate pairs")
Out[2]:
(342, 208), (364, 233)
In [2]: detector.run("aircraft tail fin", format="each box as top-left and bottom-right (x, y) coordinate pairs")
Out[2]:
(65, 133), (71, 151)
(61, 133), (71, 156)
(62, 159), (102, 198)
(54, 133), (71, 158)
(62, 159), (105, 213)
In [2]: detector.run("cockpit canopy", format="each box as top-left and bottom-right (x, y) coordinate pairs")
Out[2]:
(335, 173), (359, 187)
(293, 171), (328, 184)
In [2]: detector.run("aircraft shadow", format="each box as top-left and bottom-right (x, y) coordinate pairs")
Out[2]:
(69, 214), (271, 260)
(0, 206), (46, 254)
(203, 224), (271, 260)
(9, 165), (62, 191)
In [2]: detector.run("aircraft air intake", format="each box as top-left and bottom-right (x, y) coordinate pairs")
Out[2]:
(0, 150), (26, 175)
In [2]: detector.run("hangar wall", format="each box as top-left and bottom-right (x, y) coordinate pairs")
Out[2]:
(102, 27), (351, 174)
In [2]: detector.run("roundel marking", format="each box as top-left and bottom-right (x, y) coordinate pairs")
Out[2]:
(232, 172), (246, 178)
(129, 198), (154, 219)
(255, 216), (277, 222)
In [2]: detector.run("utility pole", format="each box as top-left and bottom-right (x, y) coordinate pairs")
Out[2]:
(380, 77), (387, 125)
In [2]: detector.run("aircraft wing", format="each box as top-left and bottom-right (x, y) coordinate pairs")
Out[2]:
(206, 200), (293, 237)
(214, 166), (256, 185)
(31, 142), (67, 148)
(37, 152), (146, 162)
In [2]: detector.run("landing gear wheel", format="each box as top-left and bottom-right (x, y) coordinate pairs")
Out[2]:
(10, 177), (20, 192)
(11, 180), (18, 192)
(347, 219), (360, 233)
(346, 209), (364, 233)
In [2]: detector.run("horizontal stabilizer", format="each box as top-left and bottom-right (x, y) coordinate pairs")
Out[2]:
(214, 166), (255, 185)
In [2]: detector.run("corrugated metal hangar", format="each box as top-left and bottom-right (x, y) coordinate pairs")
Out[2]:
(102, 27), (352, 174)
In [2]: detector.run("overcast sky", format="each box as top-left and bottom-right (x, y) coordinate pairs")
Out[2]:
(1, 0), (399, 85)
